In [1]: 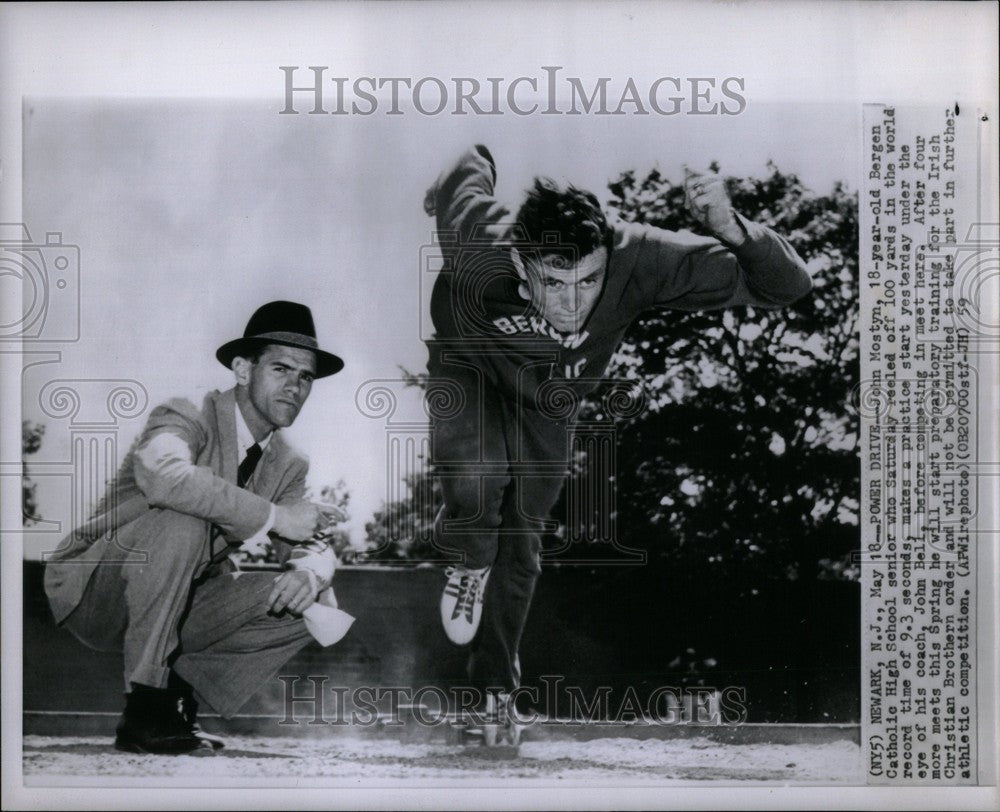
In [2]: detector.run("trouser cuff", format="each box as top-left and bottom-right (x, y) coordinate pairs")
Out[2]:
(126, 663), (171, 692)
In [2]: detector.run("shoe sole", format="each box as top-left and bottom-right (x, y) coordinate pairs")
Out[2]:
(194, 734), (226, 750)
(115, 740), (216, 756)
(440, 567), (491, 645)
(439, 597), (482, 645)
(441, 624), (479, 646)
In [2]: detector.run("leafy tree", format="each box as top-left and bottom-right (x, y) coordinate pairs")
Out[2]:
(560, 162), (859, 584)
(362, 464), (447, 564)
(22, 421), (45, 525)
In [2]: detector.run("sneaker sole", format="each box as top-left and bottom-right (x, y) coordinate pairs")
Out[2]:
(439, 567), (491, 644)
(114, 739), (216, 756)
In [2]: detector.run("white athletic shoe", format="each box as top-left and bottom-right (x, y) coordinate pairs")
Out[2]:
(440, 565), (491, 644)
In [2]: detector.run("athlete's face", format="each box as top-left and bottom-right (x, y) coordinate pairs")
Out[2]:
(521, 246), (608, 335)
(239, 344), (317, 431)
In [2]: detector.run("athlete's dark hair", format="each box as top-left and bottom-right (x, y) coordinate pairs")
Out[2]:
(515, 176), (609, 262)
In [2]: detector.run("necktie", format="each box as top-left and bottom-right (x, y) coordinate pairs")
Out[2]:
(237, 443), (263, 488)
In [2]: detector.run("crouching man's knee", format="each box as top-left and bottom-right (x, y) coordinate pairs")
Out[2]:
(118, 509), (212, 571)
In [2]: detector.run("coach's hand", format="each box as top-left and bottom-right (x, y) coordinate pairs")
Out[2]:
(683, 167), (746, 246)
(268, 570), (316, 615)
(273, 501), (322, 542)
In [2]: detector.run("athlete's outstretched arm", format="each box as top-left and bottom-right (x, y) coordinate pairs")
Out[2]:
(618, 168), (813, 312)
(423, 144), (511, 242)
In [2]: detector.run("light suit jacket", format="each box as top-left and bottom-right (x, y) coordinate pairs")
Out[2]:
(44, 387), (320, 624)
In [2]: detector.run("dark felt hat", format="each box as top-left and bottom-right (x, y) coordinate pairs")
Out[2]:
(216, 300), (344, 378)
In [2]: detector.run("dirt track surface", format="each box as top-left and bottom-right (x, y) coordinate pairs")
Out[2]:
(24, 735), (861, 783)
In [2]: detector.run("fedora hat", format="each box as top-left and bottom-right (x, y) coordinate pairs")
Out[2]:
(216, 300), (344, 378)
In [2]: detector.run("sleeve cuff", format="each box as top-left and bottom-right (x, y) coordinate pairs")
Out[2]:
(288, 542), (336, 593)
(728, 212), (773, 265)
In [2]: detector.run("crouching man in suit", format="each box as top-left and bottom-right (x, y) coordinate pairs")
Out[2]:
(44, 300), (345, 755)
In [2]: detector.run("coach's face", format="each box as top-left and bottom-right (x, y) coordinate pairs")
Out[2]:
(521, 247), (608, 335)
(240, 344), (317, 430)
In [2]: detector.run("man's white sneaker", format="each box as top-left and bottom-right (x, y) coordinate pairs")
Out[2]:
(440, 565), (491, 644)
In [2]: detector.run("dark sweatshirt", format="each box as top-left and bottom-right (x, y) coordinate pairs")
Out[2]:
(425, 145), (813, 408)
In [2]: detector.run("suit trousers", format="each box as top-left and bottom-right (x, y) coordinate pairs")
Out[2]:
(429, 356), (571, 692)
(62, 508), (313, 718)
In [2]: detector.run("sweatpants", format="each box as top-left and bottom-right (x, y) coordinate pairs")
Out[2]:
(429, 353), (572, 691)
(61, 509), (313, 719)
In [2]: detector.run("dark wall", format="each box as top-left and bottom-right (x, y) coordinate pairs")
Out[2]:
(23, 561), (859, 722)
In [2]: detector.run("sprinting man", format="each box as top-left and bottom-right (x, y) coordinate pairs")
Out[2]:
(423, 145), (812, 744)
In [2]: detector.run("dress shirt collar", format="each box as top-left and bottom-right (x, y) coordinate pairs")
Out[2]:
(235, 401), (272, 460)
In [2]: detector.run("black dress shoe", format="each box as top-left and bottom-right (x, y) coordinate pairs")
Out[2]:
(167, 671), (226, 750)
(114, 685), (215, 755)
(177, 691), (226, 750)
